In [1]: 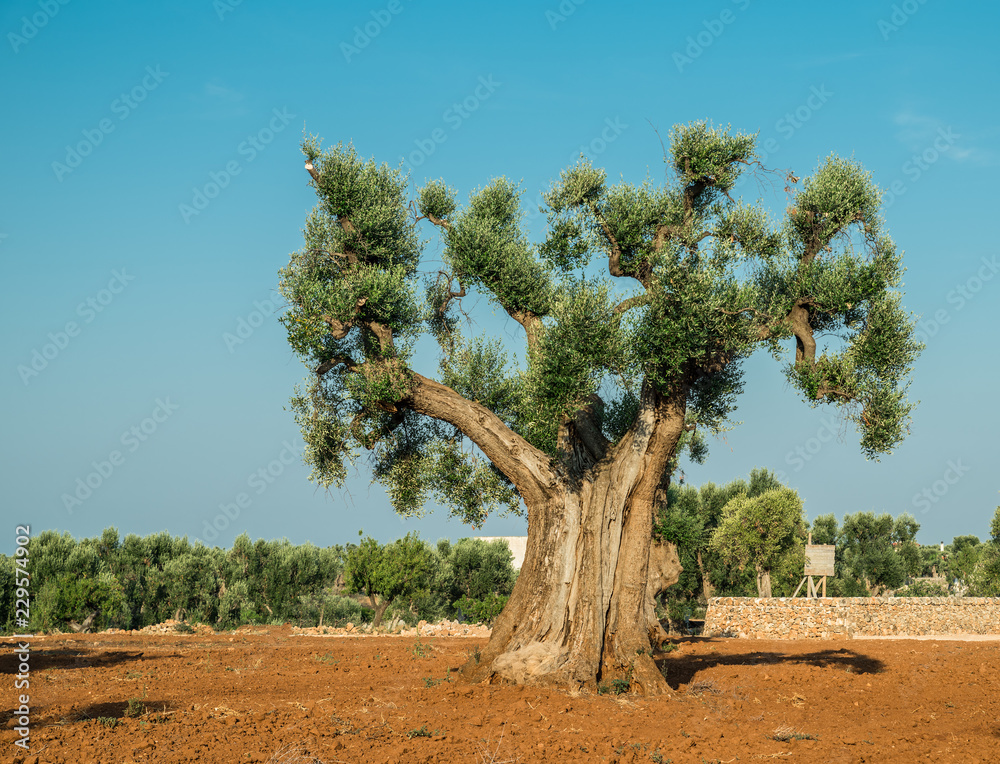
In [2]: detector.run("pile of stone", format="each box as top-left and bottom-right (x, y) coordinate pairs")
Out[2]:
(291, 618), (491, 638)
(134, 620), (214, 635)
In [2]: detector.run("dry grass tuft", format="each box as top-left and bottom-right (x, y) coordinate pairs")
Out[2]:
(769, 724), (818, 742)
(265, 743), (326, 763)
(476, 722), (522, 764)
(687, 678), (722, 695)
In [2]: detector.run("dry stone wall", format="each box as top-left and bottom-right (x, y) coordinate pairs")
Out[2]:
(704, 597), (1000, 639)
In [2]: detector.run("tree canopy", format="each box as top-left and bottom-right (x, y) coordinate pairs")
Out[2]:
(279, 122), (921, 523)
(344, 533), (435, 627)
(710, 486), (806, 597)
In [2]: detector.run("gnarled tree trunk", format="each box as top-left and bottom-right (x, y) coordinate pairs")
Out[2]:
(458, 388), (686, 695)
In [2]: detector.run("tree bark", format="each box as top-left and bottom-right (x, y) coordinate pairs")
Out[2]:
(460, 386), (686, 695)
(756, 566), (773, 598)
(697, 549), (715, 603)
(370, 596), (390, 629)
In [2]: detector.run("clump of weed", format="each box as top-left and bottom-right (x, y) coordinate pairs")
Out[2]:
(687, 679), (722, 696)
(769, 725), (818, 742)
(422, 670), (453, 688)
(125, 687), (148, 718)
(597, 677), (631, 696)
(410, 637), (431, 658)
(98, 716), (119, 728)
(407, 724), (432, 738)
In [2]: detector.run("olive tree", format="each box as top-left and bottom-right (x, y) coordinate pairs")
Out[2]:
(344, 534), (435, 628)
(278, 122), (920, 693)
(967, 507), (1000, 595)
(709, 487), (806, 597)
(837, 511), (908, 594)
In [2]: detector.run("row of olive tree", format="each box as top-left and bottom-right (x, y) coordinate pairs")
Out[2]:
(342, 533), (517, 628)
(0, 529), (516, 634)
(654, 469), (999, 621)
(655, 468), (808, 620)
(919, 508), (1000, 596)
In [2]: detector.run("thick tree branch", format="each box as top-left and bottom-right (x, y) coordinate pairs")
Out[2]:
(365, 320), (395, 354)
(556, 394), (609, 471)
(421, 216), (541, 351)
(435, 272), (467, 311)
(416, 211), (452, 230)
(308, 247), (358, 268)
(788, 302), (816, 364)
(320, 297), (368, 340)
(653, 226), (712, 253)
(405, 372), (558, 506)
(613, 293), (650, 315)
(305, 159), (320, 183)
(615, 382), (689, 506)
(586, 201), (640, 285)
(316, 355), (360, 376)
(815, 386), (856, 402)
(509, 309), (543, 351)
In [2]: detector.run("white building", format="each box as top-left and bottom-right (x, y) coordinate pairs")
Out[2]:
(475, 536), (527, 570)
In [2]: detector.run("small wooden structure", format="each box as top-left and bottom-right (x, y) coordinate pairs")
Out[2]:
(792, 537), (835, 598)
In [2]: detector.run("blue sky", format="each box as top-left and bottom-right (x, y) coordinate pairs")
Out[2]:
(2, 0), (998, 553)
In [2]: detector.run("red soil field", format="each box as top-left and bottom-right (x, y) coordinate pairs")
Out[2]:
(3, 627), (999, 763)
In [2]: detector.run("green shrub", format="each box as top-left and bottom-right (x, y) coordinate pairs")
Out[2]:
(31, 571), (129, 632)
(296, 592), (372, 627)
(893, 580), (950, 597)
(454, 593), (508, 625)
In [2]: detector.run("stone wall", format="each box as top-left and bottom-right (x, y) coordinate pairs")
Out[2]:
(703, 597), (1000, 639)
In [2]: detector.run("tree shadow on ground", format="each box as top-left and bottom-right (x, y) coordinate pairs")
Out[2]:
(0, 643), (176, 674)
(656, 639), (886, 690)
(68, 698), (175, 722)
(0, 698), (176, 728)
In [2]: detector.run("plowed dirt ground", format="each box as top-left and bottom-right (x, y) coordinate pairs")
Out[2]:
(4, 628), (999, 763)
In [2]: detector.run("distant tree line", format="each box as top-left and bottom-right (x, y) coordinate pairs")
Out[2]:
(5, 482), (997, 635)
(655, 469), (1000, 625)
(0, 529), (516, 634)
